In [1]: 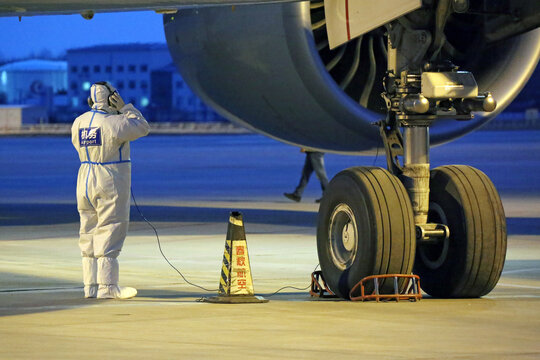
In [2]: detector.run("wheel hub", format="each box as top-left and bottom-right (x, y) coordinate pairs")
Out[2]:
(419, 202), (450, 270)
(328, 203), (358, 270)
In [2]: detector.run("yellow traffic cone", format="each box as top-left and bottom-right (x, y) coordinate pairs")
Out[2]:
(204, 211), (268, 303)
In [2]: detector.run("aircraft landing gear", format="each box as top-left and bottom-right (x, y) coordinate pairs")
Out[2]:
(316, 25), (506, 299)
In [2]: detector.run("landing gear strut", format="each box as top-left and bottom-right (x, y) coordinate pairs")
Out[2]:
(317, 21), (506, 299)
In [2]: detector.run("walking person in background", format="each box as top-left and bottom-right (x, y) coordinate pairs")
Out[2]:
(284, 149), (329, 203)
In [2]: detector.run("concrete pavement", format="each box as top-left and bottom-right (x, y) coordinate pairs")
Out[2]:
(1, 131), (539, 358)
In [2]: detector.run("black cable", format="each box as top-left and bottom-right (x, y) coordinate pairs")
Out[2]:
(131, 188), (322, 297)
(130, 188), (218, 292)
(265, 264), (320, 297)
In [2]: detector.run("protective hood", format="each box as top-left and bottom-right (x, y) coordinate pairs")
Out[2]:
(90, 83), (117, 113)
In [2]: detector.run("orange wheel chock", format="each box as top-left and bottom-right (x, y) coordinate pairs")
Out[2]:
(349, 274), (422, 302)
(310, 270), (338, 298)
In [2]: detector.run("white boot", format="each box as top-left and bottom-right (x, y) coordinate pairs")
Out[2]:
(96, 257), (137, 300)
(97, 285), (138, 299)
(82, 257), (97, 298)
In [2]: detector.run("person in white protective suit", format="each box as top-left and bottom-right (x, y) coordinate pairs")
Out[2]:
(71, 81), (149, 299)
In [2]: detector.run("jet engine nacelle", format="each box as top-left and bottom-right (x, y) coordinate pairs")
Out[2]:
(164, 2), (540, 154)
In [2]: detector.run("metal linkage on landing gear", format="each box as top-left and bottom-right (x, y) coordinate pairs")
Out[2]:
(380, 58), (494, 245)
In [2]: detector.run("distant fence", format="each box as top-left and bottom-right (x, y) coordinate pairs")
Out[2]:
(0, 122), (253, 136)
(482, 109), (540, 131)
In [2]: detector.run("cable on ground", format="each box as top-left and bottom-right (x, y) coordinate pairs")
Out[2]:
(130, 188), (218, 292)
(265, 264), (320, 297)
(131, 188), (321, 297)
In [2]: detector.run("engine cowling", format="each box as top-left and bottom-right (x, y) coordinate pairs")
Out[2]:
(164, 2), (540, 154)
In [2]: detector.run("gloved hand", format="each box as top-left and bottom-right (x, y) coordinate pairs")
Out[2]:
(109, 92), (125, 111)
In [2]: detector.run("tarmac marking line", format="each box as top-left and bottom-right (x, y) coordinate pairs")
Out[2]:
(502, 267), (540, 274)
(484, 295), (540, 299)
(497, 283), (540, 290)
(0, 287), (81, 294)
(0, 301), (202, 313)
(0, 305), (83, 312)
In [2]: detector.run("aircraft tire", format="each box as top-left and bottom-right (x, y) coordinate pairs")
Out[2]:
(414, 165), (507, 298)
(317, 167), (416, 299)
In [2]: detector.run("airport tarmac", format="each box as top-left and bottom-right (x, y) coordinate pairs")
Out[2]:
(1, 130), (540, 359)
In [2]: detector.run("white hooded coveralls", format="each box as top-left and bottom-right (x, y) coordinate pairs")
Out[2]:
(71, 83), (149, 298)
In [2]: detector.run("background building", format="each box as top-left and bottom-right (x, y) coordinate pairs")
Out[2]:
(66, 43), (223, 122)
(150, 63), (222, 122)
(0, 59), (67, 107)
(66, 43), (169, 111)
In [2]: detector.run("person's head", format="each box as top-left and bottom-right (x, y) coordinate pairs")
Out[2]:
(87, 81), (118, 113)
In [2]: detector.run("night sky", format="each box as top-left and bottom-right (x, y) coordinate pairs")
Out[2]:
(0, 11), (166, 60)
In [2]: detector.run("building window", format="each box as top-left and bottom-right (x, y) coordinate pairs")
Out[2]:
(82, 81), (91, 91)
(71, 66), (78, 73)
(105, 66), (112, 73)
(70, 82), (78, 90)
(82, 66), (89, 73)
(141, 97), (149, 107)
(93, 65), (101, 73)
(141, 81), (148, 90)
(129, 81), (136, 89)
(117, 81), (124, 90)
(140, 64), (148, 72)
(72, 97), (79, 107)
(117, 65), (124, 72)
(128, 65), (136, 73)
